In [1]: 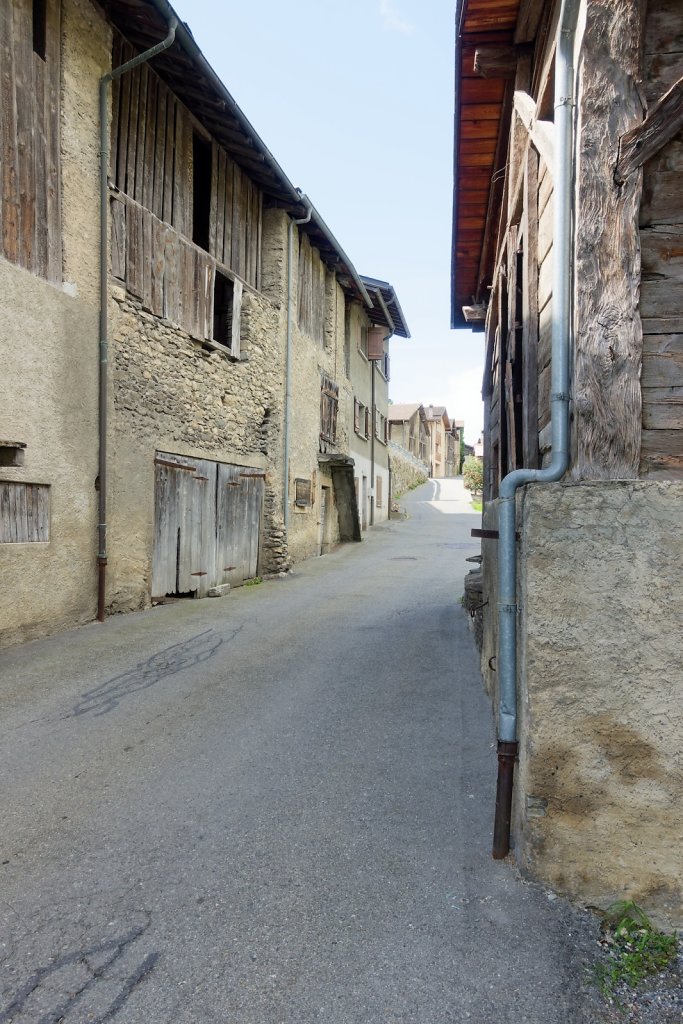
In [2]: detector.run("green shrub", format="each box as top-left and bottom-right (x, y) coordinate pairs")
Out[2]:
(463, 456), (483, 494)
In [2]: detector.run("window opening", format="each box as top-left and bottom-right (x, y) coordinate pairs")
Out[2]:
(192, 134), (212, 250)
(33, 0), (47, 60)
(213, 271), (235, 349)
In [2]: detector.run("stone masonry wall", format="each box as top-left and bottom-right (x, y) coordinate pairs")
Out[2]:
(389, 442), (429, 501)
(108, 250), (289, 611)
(516, 480), (683, 929)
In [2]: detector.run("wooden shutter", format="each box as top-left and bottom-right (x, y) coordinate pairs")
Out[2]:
(0, 483), (50, 542)
(368, 326), (385, 360)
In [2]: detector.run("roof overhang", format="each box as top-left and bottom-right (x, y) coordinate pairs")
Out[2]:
(359, 277), (410, 338)
(450, 0), (525, 330)
(99, 0), (370, 305)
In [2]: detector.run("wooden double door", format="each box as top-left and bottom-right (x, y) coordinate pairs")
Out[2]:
(152, 452), (264, 600)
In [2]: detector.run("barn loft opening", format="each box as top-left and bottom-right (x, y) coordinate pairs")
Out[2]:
(33, 0), (47, 59)
(192, 134), (212, 251)
(213, 271), (235, 349)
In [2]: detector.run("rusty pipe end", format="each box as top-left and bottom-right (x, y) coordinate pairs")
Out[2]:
(97, 557), (107, 622)
(492, 740), (518, 860)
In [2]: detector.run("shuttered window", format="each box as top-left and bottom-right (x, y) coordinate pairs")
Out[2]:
(320, 376), (339, 444)
(0, 482), (50, 543)
(376, 475), (383, 509)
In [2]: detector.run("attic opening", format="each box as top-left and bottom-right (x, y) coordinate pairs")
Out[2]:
(213, 271), (234, 348)
(192, 134), (212, 251)
(33, 0), (47, 60)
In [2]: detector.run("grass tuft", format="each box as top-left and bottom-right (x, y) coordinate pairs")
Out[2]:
(594, 901), (678, 1001)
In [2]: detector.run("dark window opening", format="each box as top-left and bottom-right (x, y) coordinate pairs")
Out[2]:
(192, 134), (212, 250)
(213, 271), (235, 348)
(33, 0), (47, 60)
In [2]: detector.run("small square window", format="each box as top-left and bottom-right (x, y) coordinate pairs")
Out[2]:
(295, 478), (313, 507)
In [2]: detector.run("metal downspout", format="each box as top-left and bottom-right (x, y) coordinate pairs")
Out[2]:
(492, 0), (581, 858)
(284, 200), (313, 532)
(370, 360), (376, 526)
(97, 19), (177, 622)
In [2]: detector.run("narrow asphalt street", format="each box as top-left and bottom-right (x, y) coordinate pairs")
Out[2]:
(0, 478), (603, 1023)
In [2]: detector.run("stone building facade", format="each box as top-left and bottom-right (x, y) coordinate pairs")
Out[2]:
(0, 0), (409, 644)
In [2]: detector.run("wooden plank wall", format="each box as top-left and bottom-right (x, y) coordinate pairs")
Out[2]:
(0, 0), (61, 283)
(536, 157), (553, 459)
(639, 1), (683, 478)
(111, 193), (215, 341)
(111, 32), (262, 291)
(297, 233), (326, 343)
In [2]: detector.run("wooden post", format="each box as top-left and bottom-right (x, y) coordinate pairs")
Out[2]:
(573, 0), (646, 479)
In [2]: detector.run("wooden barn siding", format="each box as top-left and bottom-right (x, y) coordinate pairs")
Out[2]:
(639, 1), (683, 478)
(297, 232), (326, 344)
(110, 33), (262, 292)
(0, 0), (61, 283)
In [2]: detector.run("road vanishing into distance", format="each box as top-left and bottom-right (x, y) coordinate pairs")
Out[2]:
(0, 479), (603, 1023)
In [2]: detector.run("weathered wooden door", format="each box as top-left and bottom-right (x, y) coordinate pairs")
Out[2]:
(216, 464), (264, 588)
(318, 485), (329, 555)
(152, 453), (216, 599)
(152, 453), (263, 600)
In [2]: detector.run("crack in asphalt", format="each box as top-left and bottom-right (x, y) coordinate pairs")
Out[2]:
(0, 915), (156, 1024)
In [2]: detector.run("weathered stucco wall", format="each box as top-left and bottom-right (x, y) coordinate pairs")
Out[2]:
(287, 233), (350, 564)
(516, 480), (683, 929)
(0, 0), (106, 647)
(0, 261), (99, 647)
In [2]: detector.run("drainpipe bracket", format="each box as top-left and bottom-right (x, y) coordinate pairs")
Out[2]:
(551, 391), (571, 402)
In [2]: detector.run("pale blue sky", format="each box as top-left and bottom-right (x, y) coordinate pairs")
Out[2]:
(170, 0), (484, 442)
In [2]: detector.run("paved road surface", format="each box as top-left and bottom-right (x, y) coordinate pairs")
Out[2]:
(0, 478), (602, 1023)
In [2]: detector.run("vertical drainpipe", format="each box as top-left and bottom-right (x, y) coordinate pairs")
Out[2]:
(97, 19), (177, 621)
(284, 200), (313, 533)
(492, 0), (582, 858)
(370, 359), (376, 526)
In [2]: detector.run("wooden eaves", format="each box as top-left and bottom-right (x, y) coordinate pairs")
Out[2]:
(450, 0), (546, 330)
(360, 276), (411, 339)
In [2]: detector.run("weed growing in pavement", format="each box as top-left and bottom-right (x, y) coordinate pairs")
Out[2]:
(243, 576), (262, 587)
(594, 901), (678, 1002)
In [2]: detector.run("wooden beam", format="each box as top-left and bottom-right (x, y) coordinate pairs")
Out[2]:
(513, 91), (555, 172)
(615, 75), (683, 184)
(474, 46), (518, 79)
(514, 0), (547, 44)
(573, 0), (646, 479)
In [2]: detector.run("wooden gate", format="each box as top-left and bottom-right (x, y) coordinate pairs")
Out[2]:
(152, 453), (264, 600)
